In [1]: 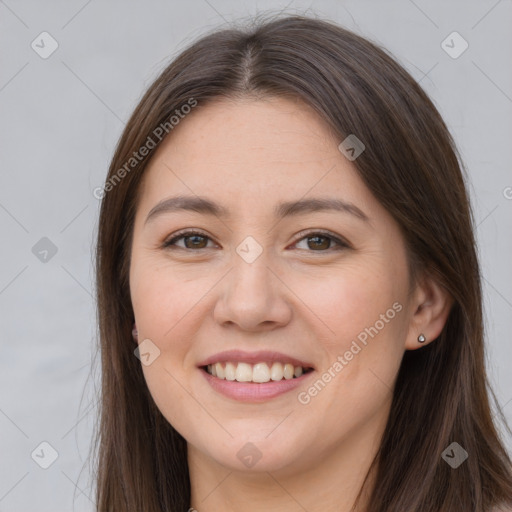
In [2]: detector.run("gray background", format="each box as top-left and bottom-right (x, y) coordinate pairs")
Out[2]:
(1, 0), (511, 510)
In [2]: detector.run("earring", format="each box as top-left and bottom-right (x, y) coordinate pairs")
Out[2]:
(418, 334), (426, 343)
(132, 322), (138, 341)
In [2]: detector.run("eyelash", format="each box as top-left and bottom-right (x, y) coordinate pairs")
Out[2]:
(162, 229), (350, 252)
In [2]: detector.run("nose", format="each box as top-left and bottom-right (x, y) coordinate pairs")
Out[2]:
(213, 249), (293, 332)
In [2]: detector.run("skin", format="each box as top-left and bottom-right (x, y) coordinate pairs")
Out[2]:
(129, 96), (452, 512)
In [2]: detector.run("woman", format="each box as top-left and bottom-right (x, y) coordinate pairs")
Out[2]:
(92, 13), (512, 512)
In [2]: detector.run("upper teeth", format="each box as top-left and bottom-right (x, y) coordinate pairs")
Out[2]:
(206, 362), (306, 382)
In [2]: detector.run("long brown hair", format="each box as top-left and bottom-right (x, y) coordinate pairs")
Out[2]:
(91, 13), (512, 511)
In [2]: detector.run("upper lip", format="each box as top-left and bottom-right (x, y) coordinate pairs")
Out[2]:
(197, 350), (315, 370)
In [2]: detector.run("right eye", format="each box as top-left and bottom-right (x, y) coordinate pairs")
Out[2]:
(162, 230), (217, 250)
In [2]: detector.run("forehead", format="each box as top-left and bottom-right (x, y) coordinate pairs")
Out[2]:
(149, 96), (338, 172)
(136, 96), (380, 222)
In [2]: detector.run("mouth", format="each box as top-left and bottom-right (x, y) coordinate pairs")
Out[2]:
(201, 361), (315, 383)
(197, 350), (316, 401)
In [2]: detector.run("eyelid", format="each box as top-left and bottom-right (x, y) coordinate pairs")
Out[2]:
(162, 228), (351, 251)
(163, 228), (217, 248)
(290, 228), (351, 250)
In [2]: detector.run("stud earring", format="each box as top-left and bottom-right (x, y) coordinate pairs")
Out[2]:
(132, 322), (138, 341)
(418, 334), (426, 343)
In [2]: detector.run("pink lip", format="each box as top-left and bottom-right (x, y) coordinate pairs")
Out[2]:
(196, 350), (315, 370)
(200, 367), (315, 402)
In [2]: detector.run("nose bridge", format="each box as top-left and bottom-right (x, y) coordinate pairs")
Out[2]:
(231, 234), (276, 305)
(234, 242), (271, 291)
(213, 234), (291, 330)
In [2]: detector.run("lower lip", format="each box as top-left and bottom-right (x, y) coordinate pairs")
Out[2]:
(200, 367), (314, 402)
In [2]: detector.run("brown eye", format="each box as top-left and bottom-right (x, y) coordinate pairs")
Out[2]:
(163, 231), (214, 250)
(293, 231), (349, 252)
(162, 230), (349, 252)
(182, 234), (208, 249)
(305, 235), (331, 250)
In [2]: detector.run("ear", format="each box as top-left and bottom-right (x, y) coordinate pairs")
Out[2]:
(405, 272), (453, 351)
(132, 322), (139, 344)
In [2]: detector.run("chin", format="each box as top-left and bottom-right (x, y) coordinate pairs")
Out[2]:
(200, 437), (304, 474)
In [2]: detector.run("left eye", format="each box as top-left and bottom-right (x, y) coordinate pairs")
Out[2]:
(163, 231), (348, 251)
(293, 232), (347, 251)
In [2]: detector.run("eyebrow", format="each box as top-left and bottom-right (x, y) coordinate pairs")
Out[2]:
(144, 195), (370, 225)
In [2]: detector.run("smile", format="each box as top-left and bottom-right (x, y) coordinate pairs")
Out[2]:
(203, 361), (314, 383)
(198, 350), (316, 401)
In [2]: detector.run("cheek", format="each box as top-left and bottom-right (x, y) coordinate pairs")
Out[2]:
(296, 262), (404, 347)
(130, 258), (212, 342)
(296, 263), (407, 408)
(130, 261), (207, 434)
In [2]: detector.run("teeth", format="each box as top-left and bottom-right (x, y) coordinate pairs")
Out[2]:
(270, 362), (284, 381)
(235, 362), (253, 382)
(252, 363), (270, 383)
(205, 362), (308, 382)
(225, 362), (236, 381)
(214, 362), (225, 379)
(283, 363), (294, 380)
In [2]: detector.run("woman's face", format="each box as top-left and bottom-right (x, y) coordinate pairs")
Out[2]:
(129, 96), (421, 475)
